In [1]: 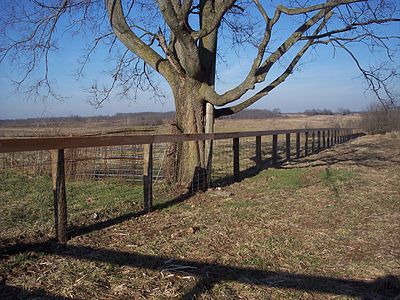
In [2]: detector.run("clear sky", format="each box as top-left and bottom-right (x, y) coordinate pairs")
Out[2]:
(0, 3), (398, 120)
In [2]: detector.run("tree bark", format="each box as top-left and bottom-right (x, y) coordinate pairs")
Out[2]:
(172, 79), (207, 188)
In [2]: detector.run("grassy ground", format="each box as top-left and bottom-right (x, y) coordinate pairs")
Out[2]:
(1, 132), (399, 299)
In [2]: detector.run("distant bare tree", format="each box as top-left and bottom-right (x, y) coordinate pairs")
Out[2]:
(1, 0), (399, 185)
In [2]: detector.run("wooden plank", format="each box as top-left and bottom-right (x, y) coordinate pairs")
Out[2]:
(334, 129), (337, 144)
(233, 138), (240, 180)
(286, 133), (291, 161)
(0, 127), (356, 153)
(322, 130), (326, 149)
(312, 131), (315, 153)
(51, 151), (58, 242)
(256, 136), (262, 171)
(304, 131), (309, 156)
(317, 131), (321, 151)
(143, 144), (153, 212)
(51, 149), (68, 244)
(296, 132), (301, 159)
(327, 130), (330, 148)
(272, 134), (278, 165)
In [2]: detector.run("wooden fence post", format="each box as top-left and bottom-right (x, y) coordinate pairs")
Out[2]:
(272, 134), (278, 165)
(317, 131), (321, 151)
(286, 133), (291, 161)
(327, 130), (330, 148)
(256, 136), (262, 171)
(233, 138), (240, 180)
(322, 131), (326, 149)
(330, 129), (334, 146)
(51, 149), (68, 244)
(335, 129), (338, 144)
(304, 131), (309, 156)
(296, 132), (300, 159)
(312, 131), (315, 153)
(143, 144), (153, 212)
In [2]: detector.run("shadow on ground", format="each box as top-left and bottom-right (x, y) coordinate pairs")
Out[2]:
(281, 138), (400, 169)
(1, 242), (400, 299)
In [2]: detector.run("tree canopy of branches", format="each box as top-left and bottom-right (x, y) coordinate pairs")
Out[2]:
(1, 0), (399, 185)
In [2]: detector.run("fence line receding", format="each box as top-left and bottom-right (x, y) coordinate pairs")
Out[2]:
(0, 127), (363, 243)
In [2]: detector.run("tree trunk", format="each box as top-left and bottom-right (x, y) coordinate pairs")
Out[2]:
(172, 79), (207, 189)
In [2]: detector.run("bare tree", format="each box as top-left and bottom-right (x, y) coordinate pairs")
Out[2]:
(1, 0), (399, 186)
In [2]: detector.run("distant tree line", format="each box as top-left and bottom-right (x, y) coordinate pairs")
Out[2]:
(0, 112), (176, 127)
(220, 109), (282, 119)
(304, 108), (352, 116)
(0, 109), (285, 127)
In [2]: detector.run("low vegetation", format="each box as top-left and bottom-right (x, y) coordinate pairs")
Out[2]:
(359, 103), (400, 134)
(1, 132), (399, 299)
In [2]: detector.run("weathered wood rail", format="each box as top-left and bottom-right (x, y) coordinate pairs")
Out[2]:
(0, 127), (363, 243)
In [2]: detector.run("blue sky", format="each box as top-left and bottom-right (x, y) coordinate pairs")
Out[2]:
(0, 3), (398, 120)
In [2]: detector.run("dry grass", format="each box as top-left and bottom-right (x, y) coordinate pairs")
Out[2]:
(215, 114), (361, 132)
(0, 114), (361, 137)
(1, 132), (399, 299)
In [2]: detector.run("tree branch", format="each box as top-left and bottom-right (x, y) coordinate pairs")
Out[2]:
(205, 2), (337, 107)
(215, 10), (334, 117)
(106, 0), (173, 81)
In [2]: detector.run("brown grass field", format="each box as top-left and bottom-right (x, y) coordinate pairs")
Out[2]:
(1, 129), (399, 299)
(215, 113), (361, 132)
(0, 113), (362, 137)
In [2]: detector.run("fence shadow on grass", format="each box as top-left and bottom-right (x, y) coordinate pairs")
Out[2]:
(1, 243), (399, 300)
(0, 284), (75, 300)
(280, 145), (400, 169)
(0, 135), (361, 251)
(70, 154), (289, 239)
(69, 190), (195, 239)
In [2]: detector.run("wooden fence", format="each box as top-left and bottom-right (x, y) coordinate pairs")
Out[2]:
(0, 127), (363, 243)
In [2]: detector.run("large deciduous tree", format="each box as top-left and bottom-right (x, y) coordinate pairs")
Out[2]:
(1, 0), (399, 186)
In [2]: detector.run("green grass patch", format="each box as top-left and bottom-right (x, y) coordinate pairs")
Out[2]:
(256, 168), (306, 190)
(0, 170), (143, 239)
(319, 167), (355, 197)
(319, 167), (354, 183)
(225, 199), (254, 209)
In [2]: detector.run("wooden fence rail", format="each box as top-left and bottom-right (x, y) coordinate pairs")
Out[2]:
(0, 127), (363, 243)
